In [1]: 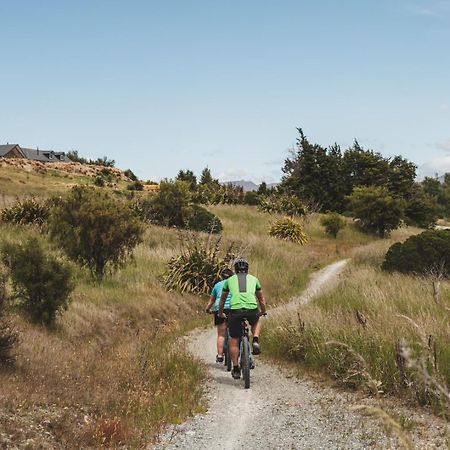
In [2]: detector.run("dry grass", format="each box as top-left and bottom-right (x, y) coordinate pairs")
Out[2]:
(263, 235), (450, 414)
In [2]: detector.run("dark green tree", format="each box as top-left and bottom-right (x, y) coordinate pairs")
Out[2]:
(200, 167), (214, 185)
(347, 185), (405, 237)
(404, 184), (439, 228)
(387, 156), (417, 199)
(176, 169), (197, 190)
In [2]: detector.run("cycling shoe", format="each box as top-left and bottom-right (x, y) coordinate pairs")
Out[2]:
(252, 341), (261, 355)
(231, 367), (241, 379)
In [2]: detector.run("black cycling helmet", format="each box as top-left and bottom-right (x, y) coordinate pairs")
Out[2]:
(220, 268), (234, 279)
(234, 257), (249, 273)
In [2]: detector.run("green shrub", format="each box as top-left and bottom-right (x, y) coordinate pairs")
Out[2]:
(1, 197), (50, 226)
(163, 233), (235, 294)
(243, 191), (259, 206)
(124, 169), (138, 181)
(185, 205), (223, 233)
(146, 180), (191, 226)
(320, 212), (346, 238)
(48, 186), (144, 279)
(127, 181), (144, 191)
(258, 194), (306, 217)
(94, 175), (105, 187)
(404, 187), (439, 228)
(1, 239), (74, 326)
(382, 230), (450, 277)
(347, 185), (405, 237)
(269, 217), (308, 244)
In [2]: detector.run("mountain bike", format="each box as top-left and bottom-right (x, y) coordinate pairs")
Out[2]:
(239, 318), (253, 388)
(224, 327), (232, 371)
(238, 313), (266, 389)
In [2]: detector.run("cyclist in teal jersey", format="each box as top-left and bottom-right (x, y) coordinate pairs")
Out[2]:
(205, 268), (233, 363)
(218, 258), (267, 379)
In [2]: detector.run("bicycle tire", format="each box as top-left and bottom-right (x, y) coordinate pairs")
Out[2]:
(225, 332), (232, 371)
(241, 336), (251, 389)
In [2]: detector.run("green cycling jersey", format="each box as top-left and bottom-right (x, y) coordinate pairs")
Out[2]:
(222, 273), (261, 310)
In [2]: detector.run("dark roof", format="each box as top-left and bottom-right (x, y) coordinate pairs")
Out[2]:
(0, 144), (21, 157)
(21, 147), (71, 163)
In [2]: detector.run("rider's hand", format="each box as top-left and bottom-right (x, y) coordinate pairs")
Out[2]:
(220, 312), (227, 319)
(205, 308), (211, 314)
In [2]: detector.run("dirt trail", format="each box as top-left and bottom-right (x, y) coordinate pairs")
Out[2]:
(153, 261), (445, 450)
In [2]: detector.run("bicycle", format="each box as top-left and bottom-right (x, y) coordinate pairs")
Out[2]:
(224, 327), (232, 372)
(238, 312), (266, 389)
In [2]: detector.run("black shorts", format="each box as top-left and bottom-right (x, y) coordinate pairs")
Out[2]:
(214, 309), (230, 326)
(228, 309), (259, 338)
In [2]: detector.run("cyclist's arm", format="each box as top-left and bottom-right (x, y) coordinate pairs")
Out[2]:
(218, 290), (228, 316)
(256, 290), (267, 315)
(205, 295), (215, 313)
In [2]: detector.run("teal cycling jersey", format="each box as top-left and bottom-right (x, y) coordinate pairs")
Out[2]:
(211, 280), (231, 311)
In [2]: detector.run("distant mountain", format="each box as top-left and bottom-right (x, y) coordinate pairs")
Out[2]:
(222, 180), (278, 192)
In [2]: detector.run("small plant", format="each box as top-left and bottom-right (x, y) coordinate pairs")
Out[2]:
(48, 186), (144, 279)
(269, 217), (308, 244)
(1, 238), (74, 326)
(124, 169), (138, 181)
(320, 212), (346, 238)
(163, 233), (235, 294)
(94, 175), (105, 187)
(0, 197), (50, 226)
(382, 230), (450, 277)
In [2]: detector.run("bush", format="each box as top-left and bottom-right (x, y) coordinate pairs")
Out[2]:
(404, 187), (439, 228)
(258, 194), (306, 217)
(146, 180), (191, 226)
(48, 186), (144, 279)
(382, 230), (450, 277)
(127, 181), (144, 191)
(320, 213), (346, 238)
(1, 197), (50, 226)
(1, 239), (74, 326)
(124, 169), (138, 181)
(347, 185), (405, 237)
(163, 233), (235, 294)
(185, 205), (223, 233)
(269, 217), (308, 244)
(94, 175), (105, 187)
(243, 191), (259, 206)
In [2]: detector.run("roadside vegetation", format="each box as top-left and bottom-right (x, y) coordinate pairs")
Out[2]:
(263, 232), (450, 416)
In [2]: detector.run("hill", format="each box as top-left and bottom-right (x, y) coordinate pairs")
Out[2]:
(222, 180), (278, 191)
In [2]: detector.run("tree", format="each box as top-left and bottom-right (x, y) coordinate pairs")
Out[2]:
(347, 185), (405, 237)
(176, 169), (197, 190)
(404, 184), (439, 228)
(49, 186), (144, 279)
(147, 180), (191, 226)
(1, 238), (74, 326)
(200, 167), (214, 185)
(257, 182), (268, 196)
(342, 142), (390, 193)
(387, 156), (417, 199)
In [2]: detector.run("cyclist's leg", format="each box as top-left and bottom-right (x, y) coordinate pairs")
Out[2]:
(228, 311), (243, 367)
(250, 318), (261, 339)
(217, 322), (226, 356)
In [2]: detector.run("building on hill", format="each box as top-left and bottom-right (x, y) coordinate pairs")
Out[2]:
(0, 144), (26, 158)
(21, 147), (72, 163)
(0, 143), (72, 163)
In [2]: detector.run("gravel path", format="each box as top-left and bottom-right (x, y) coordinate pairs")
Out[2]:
(152, 261), (447, 450)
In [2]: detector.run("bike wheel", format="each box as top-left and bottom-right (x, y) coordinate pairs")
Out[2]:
(225, 333), (232, 371)
(241, 337), (251, 389)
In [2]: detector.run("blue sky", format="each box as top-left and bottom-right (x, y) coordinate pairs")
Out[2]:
(1, 0), (449, 182)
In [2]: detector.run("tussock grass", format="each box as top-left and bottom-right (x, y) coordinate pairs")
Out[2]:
(263, 236), (450, 413)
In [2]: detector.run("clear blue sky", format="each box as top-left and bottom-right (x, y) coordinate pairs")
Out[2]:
(1, 0), (449, 182)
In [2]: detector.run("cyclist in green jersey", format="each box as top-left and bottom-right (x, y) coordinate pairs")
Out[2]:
(218, 258), (267, 380)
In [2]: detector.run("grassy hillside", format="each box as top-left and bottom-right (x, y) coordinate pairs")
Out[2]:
(0, 163), (418, 448)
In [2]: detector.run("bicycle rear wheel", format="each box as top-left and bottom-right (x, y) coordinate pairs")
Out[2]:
(224, 332), (232, 371)
(241, 336), (251, 389)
